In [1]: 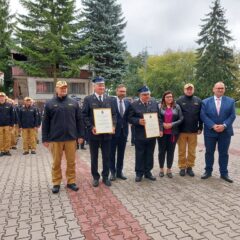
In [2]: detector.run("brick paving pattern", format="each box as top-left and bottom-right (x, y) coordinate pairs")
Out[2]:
(0, 117), (240, 239)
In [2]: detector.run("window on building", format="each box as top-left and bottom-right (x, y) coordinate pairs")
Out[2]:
(36, 81), (54, 94)
(69, 83), (86, 94)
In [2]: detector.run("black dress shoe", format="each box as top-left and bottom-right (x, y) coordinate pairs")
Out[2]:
(201, 172), (212, 179)
(179, 169), (186, 176)
(92, 179), (99, 187)
(31, 151), (36, 154)
(110, 173), (116, 181)
(116, 173), (127, 180)
(12, 146), (17, 150)
(135, 176), (142, 182)
(52, 185), (60, 194)
(0, 152), (4, 157)
(167, 172), (173, 178)
(67, 183), (79, 191)
(145, 174), (156, 181)
(23, 151), (29, 155)
(4, 151), (11, 156)
(81, 147), (87, 150)
(186, 167), (195, 177)
(103, 178), (111, 187)
(221, 175), (233, 183)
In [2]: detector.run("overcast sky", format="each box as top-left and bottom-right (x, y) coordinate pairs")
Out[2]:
(9, 0), (240, 56)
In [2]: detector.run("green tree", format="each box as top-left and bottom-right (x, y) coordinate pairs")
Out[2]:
(195, 0), (237, 99)
(14, 0), (90, 85)
(82, 0), (127, 87)
(0, 0), (14, 93)
(139, 50), (196, 99)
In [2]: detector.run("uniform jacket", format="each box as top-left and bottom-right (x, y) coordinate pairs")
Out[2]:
(200, 96), (236, 137)
(176, 95), (203, 133)
(42, 95), (84, 142)
(159, 104), (183, 135)
(112, 97), (130, 138)
(81, 94), (117, 141)
(128, 99), (160, 140)
(18, 106), (38, 129)
(0, 102), (14, 127)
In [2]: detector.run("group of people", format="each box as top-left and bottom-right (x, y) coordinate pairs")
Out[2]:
(40, 78), (236, 194)
(0, 78), (236, 194)
(0, 93), (41, 157)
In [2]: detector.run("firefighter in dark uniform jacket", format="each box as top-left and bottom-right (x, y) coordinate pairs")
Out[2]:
(0, 92), (14, 156)
(19, 97), (38, 154)
(128, 86), (160, 182)
(82, 77), (117, 187)
(42, 81), (84, 194)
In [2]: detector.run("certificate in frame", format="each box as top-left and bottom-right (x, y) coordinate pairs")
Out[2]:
(93, 108), (113, 134)
(143, 112), (160, 138)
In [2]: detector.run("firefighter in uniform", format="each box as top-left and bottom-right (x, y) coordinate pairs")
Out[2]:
(82, 77), (117, 187)
(42, 81), (84, 194)
(0, 92), (14, 156)
(18, 97), (38, 154)
(128, 86), (160, 182)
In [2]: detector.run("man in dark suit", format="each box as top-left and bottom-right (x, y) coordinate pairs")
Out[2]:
(128, 86), (160, 182)
(200, 82), (236, 183)
(82, 77), (117, 187)
(110, 84), (130, 181)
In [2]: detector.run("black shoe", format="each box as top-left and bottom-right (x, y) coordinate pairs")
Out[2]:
(92, 179), (99, 187)
(221, 175), (233, 183)
(31, 151), (36, 154)
(116, 173), (127, 180)
(4, 151), (11, 156)
(186, 167), (195, 177)
(179, 169), (186, 176)
(12, 146), (17, 150)
(103, 178), (111, 187)
(145, 174), (156, 181)
(135, 176), (142, 182)
(81, 147), (87, 150)
(201, 172), (212, 179)
(159, 172), (164, 177)
(67, 183), (79, 191)
(167, 172), (173, 178)
(23, 151), (29, 155)
(52, 185), (60, 194)
(110, 173), (116, 181)
(0, 152), (4, 157)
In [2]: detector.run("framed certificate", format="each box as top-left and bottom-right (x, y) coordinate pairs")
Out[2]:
(143, 113), (160, 138)
(93, 108), (113, 134)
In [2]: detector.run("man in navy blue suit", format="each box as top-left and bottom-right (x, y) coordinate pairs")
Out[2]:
(200, 82), (236, 183)
(110, 84), (130, 181)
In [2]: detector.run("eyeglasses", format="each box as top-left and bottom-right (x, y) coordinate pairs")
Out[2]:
(215, 88), (224, 90)
(165, 96), (173, 98)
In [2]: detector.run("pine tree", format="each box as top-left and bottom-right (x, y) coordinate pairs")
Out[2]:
(82, 0), (127, 88)
(195, 0), (237, 99)
(14, 0), (90, 84)
(0, 0), (13, 93)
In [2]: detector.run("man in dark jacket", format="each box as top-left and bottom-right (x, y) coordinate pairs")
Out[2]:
(128, 86), (160, 182)
(19, 97), (38, 154)
(81, 77), (117, 187)
(110, 84), (130, 181)
(0, 92), (14, 156)
(42, 81), (84, 193)
(176, 83), (202, 177)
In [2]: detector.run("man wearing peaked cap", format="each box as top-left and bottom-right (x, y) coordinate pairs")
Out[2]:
(81, 76), (117, 187)
(18, 97), (38, 155)
(128, 86), (160, 182)
(42, 80), (85, 193)
(0, 92), (14, 156)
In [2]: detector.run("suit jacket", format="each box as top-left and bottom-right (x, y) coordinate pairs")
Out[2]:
(113, 97), (130, 138)
(128, 99), (160, 141)
(82, 94), (117, 141)
(200, 96), (236, 137)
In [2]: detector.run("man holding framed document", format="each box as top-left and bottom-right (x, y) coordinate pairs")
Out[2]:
(128, 86), (160, 182)
(82, 77), (117, 187)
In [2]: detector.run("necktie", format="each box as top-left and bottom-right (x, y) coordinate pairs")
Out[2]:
(99, 95), (102, 102)
(119, 100), (124, 117)
(216, 98), (220, 115)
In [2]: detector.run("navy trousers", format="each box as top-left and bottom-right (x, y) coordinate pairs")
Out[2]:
(204, 134), (231, 176)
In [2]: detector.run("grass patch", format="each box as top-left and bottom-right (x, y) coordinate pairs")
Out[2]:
(236, 108), (240, 115)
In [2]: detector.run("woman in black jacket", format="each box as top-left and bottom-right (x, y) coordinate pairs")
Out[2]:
(158, 91), (183, 178)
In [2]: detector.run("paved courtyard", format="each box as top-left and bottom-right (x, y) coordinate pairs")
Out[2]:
(0, 117), (240, 240)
